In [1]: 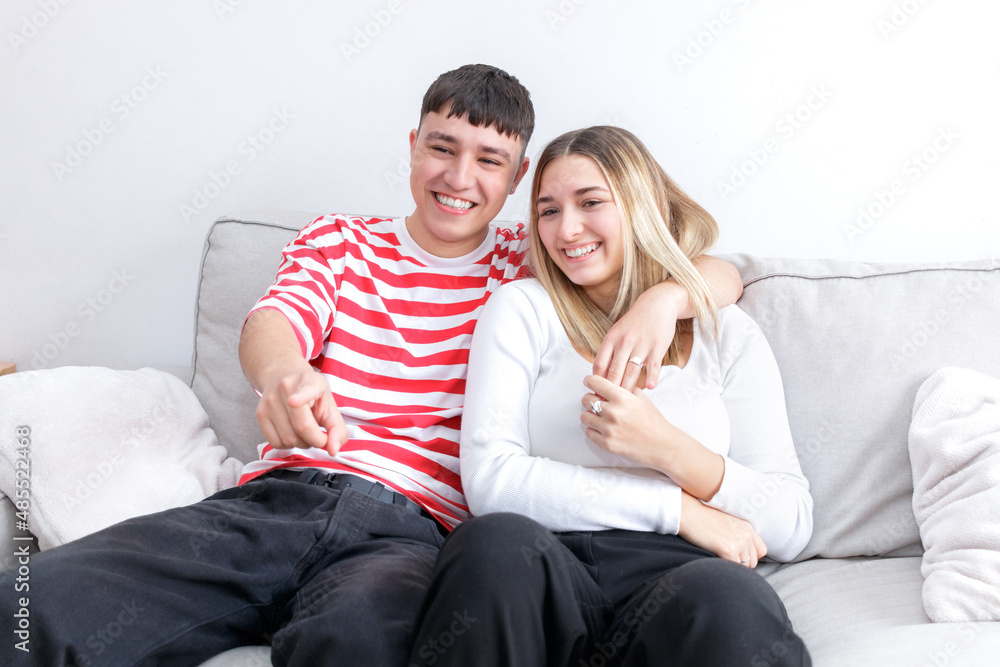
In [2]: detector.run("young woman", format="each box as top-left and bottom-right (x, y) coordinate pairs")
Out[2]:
(409, 126), (814, 667)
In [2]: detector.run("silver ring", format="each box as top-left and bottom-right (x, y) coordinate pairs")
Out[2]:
(590, 400), (603, 415)
(628, 355), (644, 366)
(739, 556), (750, 565)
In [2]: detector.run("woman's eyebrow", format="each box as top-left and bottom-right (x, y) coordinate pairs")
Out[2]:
(536, 185), (609, 206)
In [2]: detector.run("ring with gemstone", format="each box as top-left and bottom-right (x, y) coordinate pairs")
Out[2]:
(590, 400), (603, 415)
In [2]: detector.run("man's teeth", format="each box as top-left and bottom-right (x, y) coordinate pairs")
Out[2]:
(435, 194), (473, 210)
(565, 243), (599, 258)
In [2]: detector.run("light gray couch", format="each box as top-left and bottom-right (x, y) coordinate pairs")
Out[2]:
(7, 208), (1000, 665)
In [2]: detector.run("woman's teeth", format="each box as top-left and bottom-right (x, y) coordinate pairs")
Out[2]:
(565, 243), (598, 258)
(435, 194), (473, 210)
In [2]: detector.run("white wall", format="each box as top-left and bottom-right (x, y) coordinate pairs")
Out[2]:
(2, 0), (997, 373)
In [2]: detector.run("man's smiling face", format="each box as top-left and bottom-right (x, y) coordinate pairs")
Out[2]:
(406, 106), (529, 258)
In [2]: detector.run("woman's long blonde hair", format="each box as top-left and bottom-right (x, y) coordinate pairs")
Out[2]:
(528, 126), (720, 364)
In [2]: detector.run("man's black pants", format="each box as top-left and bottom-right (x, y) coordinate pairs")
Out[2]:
(0, 472), (445, 667)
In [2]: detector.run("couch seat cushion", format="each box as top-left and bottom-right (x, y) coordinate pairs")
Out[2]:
(765, 557), (1000, 666)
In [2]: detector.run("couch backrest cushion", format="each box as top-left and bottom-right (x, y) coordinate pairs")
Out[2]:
(727, 254), (1000, 560)
(190, 209), (319, 464)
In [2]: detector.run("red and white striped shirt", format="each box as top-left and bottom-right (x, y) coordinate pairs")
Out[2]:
(238, 214), (529, 528)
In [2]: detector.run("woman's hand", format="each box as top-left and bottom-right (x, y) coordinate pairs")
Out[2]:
(580, 374), (671, 470)
(592, 256), (742, 392)
(592, 281), (687, 391)
(581, 375), (725, 500)
(679, 492), (767, 568)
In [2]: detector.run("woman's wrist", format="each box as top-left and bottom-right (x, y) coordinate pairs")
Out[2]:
(678, 491), (702, 539)
(649, 425), (725, 501)
(646, 280), (691, 319)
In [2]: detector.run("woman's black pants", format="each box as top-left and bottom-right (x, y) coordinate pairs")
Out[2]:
(409, 512), (811, 667)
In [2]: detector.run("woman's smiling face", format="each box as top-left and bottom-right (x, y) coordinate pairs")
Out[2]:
(535, 154), (624, 312)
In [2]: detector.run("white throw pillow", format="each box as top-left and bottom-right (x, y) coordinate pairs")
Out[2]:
(909, 366), (1000, 623)
(0, 366), (243, 550)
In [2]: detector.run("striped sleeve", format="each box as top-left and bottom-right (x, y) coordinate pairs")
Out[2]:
(247, 215), (347, 360)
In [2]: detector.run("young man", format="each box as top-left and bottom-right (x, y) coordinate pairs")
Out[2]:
(0, 65), (741, 667)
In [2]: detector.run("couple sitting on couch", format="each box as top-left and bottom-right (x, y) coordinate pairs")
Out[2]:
(1, 64), (813, 666)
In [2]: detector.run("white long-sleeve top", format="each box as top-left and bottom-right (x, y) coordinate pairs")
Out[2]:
(461, 279), (814, 561)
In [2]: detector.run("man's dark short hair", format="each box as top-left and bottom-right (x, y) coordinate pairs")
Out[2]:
(420, 64), (535, 149)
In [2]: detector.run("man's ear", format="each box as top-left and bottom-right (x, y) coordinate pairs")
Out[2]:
(408, 128), (419, 166)
(509, 156), (531, 194)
